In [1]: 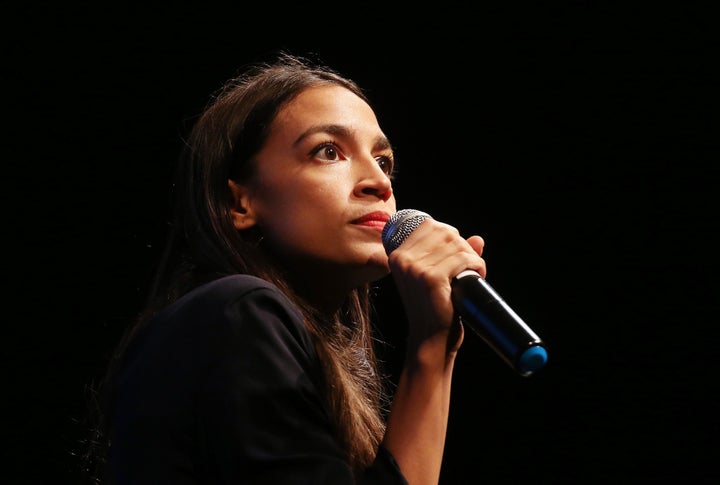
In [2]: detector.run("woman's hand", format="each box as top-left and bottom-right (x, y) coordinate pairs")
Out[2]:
(387, 218), (486, 355)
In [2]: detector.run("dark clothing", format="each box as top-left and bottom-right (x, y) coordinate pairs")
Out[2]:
(109, 275), (407, 484)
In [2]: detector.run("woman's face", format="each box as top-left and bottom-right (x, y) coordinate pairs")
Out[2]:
(238, 84), (397, 301)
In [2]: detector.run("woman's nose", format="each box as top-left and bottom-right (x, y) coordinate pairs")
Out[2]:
(355, 158), (393, 201)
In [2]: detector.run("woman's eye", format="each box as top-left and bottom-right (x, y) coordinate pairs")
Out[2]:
(376, 155), (394, 175)
(312, 143), (343, 162)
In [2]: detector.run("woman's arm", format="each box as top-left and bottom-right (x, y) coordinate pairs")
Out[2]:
(381, 219), (486, 485)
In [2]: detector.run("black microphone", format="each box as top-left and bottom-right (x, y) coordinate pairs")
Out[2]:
(382, 209), (548, 377)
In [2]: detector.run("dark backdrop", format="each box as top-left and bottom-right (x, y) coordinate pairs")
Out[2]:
(7, 3), (718, 484)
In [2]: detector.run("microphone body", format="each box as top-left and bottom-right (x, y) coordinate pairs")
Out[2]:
(382, 209), (548, 377)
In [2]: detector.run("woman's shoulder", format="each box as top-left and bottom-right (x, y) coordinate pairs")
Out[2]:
(164, 274), (288, 315)
(189, 274), (284, 301)
(150, 274), (309, 344)
(120, 274), (313, 379)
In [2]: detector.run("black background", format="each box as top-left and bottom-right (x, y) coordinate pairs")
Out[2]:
(7, 3), (719, 484)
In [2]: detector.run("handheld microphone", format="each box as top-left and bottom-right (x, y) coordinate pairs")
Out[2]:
(382, 209), (548, 377)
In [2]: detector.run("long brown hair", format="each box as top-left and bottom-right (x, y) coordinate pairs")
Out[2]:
(81, 52), (390, 482)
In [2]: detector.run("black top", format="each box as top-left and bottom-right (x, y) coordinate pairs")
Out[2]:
(109, 274), (407, 484)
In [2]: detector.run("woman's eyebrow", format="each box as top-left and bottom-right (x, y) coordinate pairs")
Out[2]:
(293, 124), (392, 152)
(293, 124), (352, 147)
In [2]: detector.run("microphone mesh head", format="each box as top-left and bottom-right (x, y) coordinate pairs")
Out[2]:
(381, 209), (431, 254)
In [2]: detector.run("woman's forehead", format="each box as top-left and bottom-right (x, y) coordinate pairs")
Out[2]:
(274, 85), (376, 128)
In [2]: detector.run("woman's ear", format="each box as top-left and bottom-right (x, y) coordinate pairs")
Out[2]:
(228, 179), (257, 230)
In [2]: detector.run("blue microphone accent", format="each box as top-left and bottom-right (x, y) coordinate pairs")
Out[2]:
(518, 346), (548, 376)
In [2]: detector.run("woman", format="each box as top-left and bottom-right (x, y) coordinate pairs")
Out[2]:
(86, 52), (486, 484)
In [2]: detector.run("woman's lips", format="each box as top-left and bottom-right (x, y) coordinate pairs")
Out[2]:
(352, 211), (390, 229)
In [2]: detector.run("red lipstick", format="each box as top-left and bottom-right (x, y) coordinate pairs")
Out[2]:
(352, 211), (391, 230)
